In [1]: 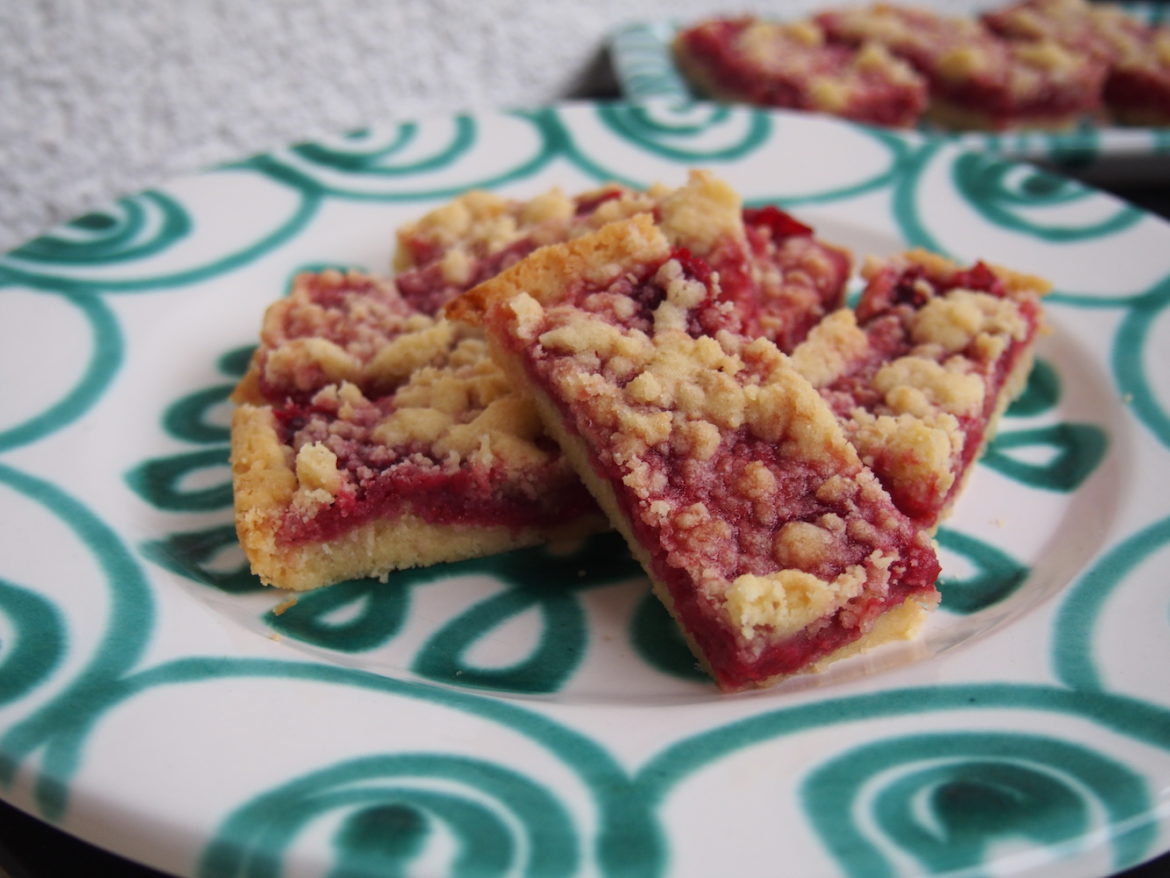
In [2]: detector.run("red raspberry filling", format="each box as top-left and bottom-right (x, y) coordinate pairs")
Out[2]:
(271, 393), (594, 546)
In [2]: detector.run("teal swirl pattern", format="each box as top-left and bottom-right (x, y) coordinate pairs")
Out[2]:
(1, 102), (1167, 877)
(200, 754), (580, 878)
(804, 732), (1152, 875)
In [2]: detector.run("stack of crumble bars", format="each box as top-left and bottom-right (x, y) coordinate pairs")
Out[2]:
(232, 171), (1048, 690)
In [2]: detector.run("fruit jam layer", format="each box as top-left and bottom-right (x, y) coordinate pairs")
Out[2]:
(502, 248), (938, 688)
(271, 382), (594, 547)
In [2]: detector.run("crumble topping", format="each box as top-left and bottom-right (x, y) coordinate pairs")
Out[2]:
(983, 0), (1170, 124)
(392, 183), (664, 314)
(244, 269), (447, 401)
(232, 173), (859, 594)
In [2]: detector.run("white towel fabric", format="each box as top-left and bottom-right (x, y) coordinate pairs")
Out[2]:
(0, 0), (997, 252)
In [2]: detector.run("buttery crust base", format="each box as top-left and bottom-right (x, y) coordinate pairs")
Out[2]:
(231, 403), (605, 590)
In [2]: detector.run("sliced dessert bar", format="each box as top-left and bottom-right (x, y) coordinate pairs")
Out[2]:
(816, 2), (1107, 130)
(449, 214), (941, 690)
(984, 0), (1170, 125)
(673, 16), (928, 128)
(790, 249), (1049, 530)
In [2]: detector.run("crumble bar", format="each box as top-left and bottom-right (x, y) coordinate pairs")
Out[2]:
(815, 2), (1107, 130)
(791, 248), (1049, 529)
(984, 0), (1170, 125)
(673, 16), (928, 128)
(449, 214), (941, 690)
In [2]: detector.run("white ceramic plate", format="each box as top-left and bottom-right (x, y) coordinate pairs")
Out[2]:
(610, 2), (1170, 185)
(1, 102), (1168, 877)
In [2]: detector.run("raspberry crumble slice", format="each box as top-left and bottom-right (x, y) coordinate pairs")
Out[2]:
(984, 0), (1170, 126)
(815, 2), (1107, 130)
(673, 16), (928, 128)
(449, 214), (941, 690)
(791, 248), (1049, 530)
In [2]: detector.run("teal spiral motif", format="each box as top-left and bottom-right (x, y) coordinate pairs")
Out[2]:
(557, 102), (914, 207)
(0, 174), (320, 292)
(629, 592), (706, 681)
(1053, 514), (1170, 692)
(5, 191), (191, 266)
(242, 113), (557, 202)
(125, 342), (241, 512)
(0, 464), (154, 818)
(0, 578), (66, 707)
(130, 344), (249, 589)
(594, 102), (771, 163)
(893, 139), (1146, 257)
(609, 22), (692, 103)
(267, 577), (413, 652)
(935, 529), (1028, 615)
(291, 124), (435, 173)
(640, 684), (1170, 874)
(262, 531), (644, 693)
(1112, 272), (1170, 449)
(200, 754), (580, 878)
(982, 423), (1108, 492)
(141, 524), (262, 595)
(950, 152), (1143, 241)
(1006, 358), (1060, 417)
(0, 286), (122, 452)
(802, 732), (1153, 876)
(16, 657), (663, 877)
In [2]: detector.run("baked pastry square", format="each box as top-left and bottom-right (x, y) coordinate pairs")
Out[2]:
(816, 2), (1107, 130)
(673, 16), (928, 128)
(232, 335), (604, 591)
(791, 249), (1049, 530)
(450, 214), (941, 690)
(984, 0), (1170, 125)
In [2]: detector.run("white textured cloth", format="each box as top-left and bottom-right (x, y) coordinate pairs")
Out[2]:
(0, 0), (995, 252)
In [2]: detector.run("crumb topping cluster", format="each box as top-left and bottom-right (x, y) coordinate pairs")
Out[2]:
(743, 206), (852, 353)
(983, 0), (1170, 124)
(391, 185), (664, 314)
(251, 270), (452, 400)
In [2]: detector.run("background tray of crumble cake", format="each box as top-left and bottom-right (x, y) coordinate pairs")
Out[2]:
(1, 101), (1169, 877)
(609, 1), (1170, 185)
